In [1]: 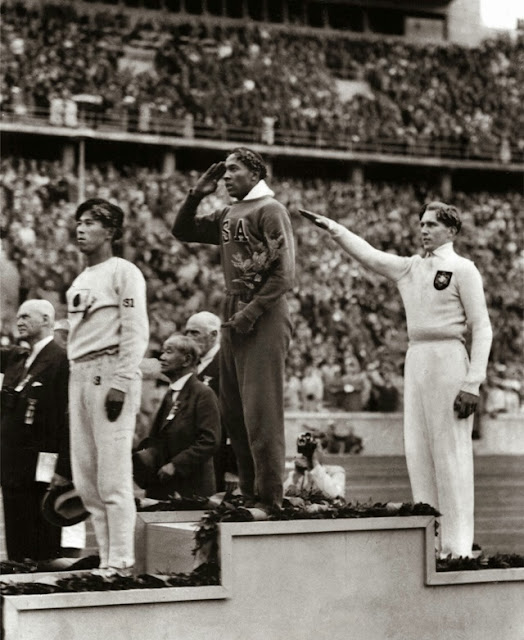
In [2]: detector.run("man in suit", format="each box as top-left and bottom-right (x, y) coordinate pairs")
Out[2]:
(1, 299), (71, 562)
(184, 311), (239, 493)
(133, 334), (220, 500)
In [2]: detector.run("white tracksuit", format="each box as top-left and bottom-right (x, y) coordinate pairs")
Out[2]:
(67, 257), (149, 569)
(327, 225), (492, 557)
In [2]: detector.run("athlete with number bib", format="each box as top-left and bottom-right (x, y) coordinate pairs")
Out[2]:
(67, 198), (149, 576)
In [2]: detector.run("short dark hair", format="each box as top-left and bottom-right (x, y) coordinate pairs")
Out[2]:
(227, 147), (267, 180)
(75, 198), (124, 242)
(420, 201), (462, 234)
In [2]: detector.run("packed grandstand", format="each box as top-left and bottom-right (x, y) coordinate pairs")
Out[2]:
(2, 1), (523, 160)
(1, 0), (523, 415)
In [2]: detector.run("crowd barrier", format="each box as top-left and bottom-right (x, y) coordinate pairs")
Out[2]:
(284, 412), (524, 456)
(2, 107), (522, 165)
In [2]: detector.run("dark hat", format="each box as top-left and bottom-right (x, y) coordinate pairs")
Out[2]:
(42, 484), (89, 527)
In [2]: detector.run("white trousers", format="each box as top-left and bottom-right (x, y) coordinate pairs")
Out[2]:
(69, 354), (140, 569)
(404, 340), (474, 557)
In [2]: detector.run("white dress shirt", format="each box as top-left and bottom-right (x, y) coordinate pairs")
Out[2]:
(197, 343), (220, 375)
(166, 372), (193, 419)
(24, 335), (54, 370)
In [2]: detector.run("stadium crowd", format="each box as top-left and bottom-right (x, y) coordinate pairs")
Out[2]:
(1, 1), (523, 159)
(1, 156), (522, 414)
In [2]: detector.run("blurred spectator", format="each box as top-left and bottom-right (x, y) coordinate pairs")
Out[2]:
(337, 354), (372, 411)
(284, 366), (302, 411)
(0, 240), (20, 333)
(484, 364), (522, 417)
(367, 359), (403, 412)
(324, 420), (364, 454)
(301, 362), (324, 412)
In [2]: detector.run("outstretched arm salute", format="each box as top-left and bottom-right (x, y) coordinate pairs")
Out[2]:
(299, 209), (410, 282)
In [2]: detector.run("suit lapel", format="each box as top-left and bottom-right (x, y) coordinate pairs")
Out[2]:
(152, 392), (175, 434)
(25, 341), (58, 380)
(11, 341), (58, 395)
(202, 356), (219, 377)
(8, 352), (30, 387)
(177, 374), (194, 399)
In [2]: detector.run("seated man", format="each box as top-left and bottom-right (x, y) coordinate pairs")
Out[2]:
(133, 334), (220, 500)
(284, 432), (345, 500)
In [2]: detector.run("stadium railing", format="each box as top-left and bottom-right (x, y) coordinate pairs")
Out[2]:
(2, 106), (522, 164)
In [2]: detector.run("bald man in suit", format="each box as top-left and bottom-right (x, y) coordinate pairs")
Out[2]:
(1, 300), (71, 562)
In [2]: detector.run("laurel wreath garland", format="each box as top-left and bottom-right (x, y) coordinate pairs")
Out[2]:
(1, 497), (523, 596)
(230, 235), (284, 294)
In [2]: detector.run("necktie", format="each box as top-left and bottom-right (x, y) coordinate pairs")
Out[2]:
(164, 389), (180, 422)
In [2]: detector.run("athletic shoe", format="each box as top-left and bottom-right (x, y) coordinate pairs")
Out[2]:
(91, 566), (135, 578)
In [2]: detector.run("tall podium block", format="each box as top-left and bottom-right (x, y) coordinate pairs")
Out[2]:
(134, 510), (206, 574)
(146, 522), (200, 574)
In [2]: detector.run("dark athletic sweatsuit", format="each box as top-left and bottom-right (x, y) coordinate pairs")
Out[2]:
(172, 188), (295, 508)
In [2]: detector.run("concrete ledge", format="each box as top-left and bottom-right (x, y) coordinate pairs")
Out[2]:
(2, 584), (227, 609)
(427, 567), (524, 586)
(473, 414), (524, 455)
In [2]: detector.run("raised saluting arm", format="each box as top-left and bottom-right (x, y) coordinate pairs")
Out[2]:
(299, 209), (409, 281)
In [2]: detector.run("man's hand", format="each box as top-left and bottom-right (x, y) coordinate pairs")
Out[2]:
(158, 462), (176, 482)
(453, 391), (479, 419)
(105, 388), (125, 422)
(222, 312), (255, 335)
(193, 162), (226, 197)
(298, 209), (332, 231)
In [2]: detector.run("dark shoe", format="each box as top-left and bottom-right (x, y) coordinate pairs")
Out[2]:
(68, 555), (100, 571)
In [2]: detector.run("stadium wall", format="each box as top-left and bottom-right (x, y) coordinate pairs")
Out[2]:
(447, 0), (488, 45)
(284, 412), (524, 456)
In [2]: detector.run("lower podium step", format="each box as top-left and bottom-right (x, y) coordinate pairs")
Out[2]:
(145, 522), (199, 574)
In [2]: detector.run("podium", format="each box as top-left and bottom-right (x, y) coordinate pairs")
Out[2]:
(2, 514), (524, 640)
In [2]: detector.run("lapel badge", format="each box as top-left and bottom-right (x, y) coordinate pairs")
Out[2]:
(434, 271), (453, 290)
(166, 401), (181, 421)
